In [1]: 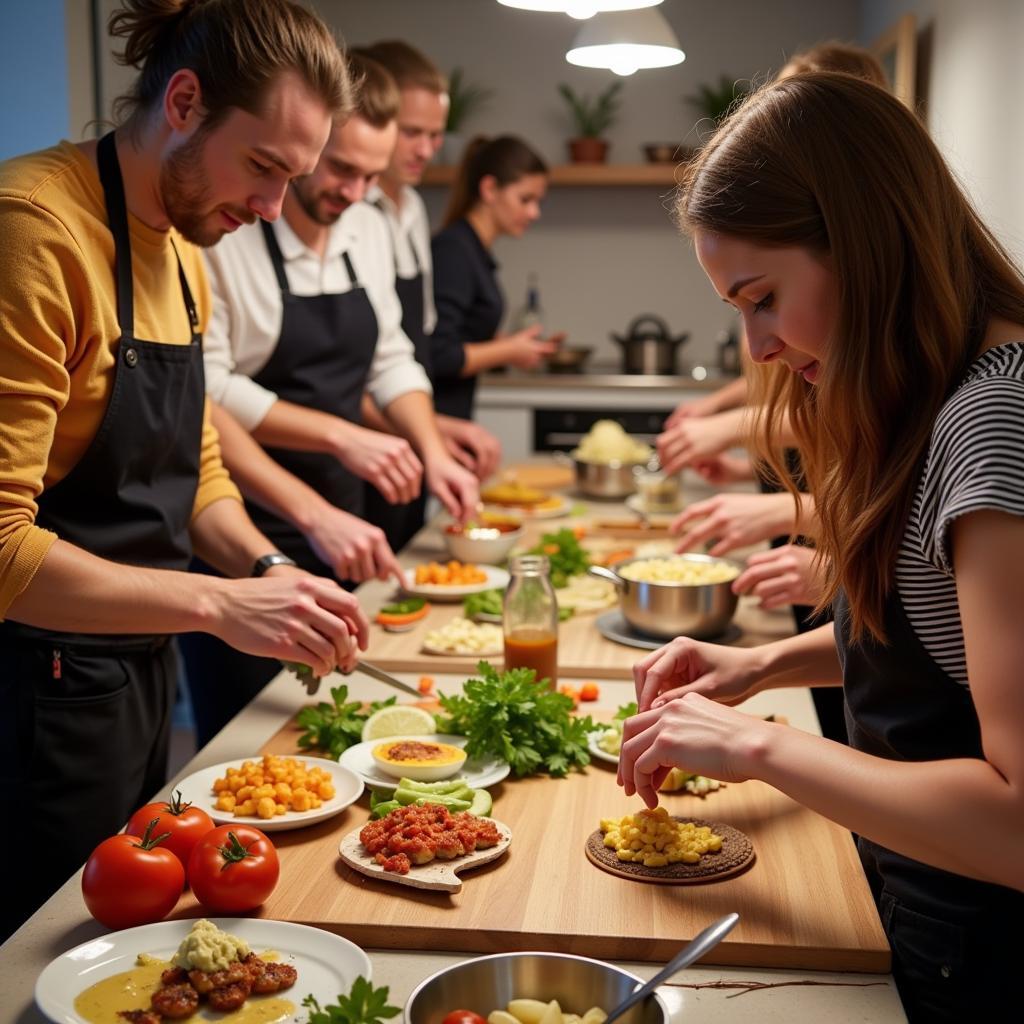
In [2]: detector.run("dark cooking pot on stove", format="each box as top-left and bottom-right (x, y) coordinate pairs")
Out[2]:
(612, 314), (689, 375)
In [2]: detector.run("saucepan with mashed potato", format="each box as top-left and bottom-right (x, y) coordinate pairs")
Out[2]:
(570, 420), (654, 499)
(589, 554), (742, 640)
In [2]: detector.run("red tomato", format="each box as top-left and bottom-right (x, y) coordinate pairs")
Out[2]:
(188, 824), (279, 912)
(126, 789), (214, 882)
(82, 819), (185, 929)
(442, 1012), (487, 1024)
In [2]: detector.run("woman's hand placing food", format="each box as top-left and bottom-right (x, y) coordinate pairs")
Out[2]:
(617, 692), (769, 808)
(733, 543), (826, 609)
(632, 634), (766, 712)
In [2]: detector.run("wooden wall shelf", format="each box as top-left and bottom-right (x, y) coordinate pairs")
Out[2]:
(421, 163), (680, 187)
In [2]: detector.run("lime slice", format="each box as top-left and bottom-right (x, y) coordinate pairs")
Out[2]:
(361, 705), (437, 742)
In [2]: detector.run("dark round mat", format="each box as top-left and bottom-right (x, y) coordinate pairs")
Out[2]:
(585, 816), (754, 885)
(595, 611), (741, 650)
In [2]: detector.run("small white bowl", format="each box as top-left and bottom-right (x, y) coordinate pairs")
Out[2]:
(443, 523), (523, 565)
(370, 737), (468, 782)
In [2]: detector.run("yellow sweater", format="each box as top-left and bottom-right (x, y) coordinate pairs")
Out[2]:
(0, 141), (241, 618)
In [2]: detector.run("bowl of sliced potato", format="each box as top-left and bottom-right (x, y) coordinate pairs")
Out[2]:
(405, 951), (669, 1024)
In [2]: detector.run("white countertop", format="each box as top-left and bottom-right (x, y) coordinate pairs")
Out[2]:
(0, 662), (906, 1022)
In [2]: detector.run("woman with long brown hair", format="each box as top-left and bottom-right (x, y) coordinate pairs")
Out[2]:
(617, 72), (1024, 1020)
(430, 135), (560, 419)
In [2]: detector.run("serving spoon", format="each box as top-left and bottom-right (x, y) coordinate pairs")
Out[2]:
(602, 912), (740, 1024)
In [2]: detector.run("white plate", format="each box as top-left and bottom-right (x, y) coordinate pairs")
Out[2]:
(35, 917), (371, 1023)
(625, 494), (682, 517)
(482, 494), (572, 519)
(401, 564), (510, 600)
(174, 756), (364, 832)
(588, 729), (621, 765)
(339, 734), (510, 792)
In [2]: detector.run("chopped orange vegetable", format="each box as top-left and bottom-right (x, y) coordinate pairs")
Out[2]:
(579, 681), (600, 701)
(414, 560), (487, 586)
(418, 676), (435, 695)
(558, 684), (580, 708)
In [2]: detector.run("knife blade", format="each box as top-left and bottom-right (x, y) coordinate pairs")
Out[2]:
(354, 660), (423, 698)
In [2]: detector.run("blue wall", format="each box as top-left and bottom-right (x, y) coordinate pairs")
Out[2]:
(0, 0), (70, 160)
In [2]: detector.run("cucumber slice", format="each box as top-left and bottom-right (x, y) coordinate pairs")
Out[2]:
(468, 788), (492, 817)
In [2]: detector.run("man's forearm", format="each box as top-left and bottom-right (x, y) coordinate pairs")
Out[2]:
(189, 495), (282, 578)
(252, 399), (357, 460)
(5, 538), (226, 634)
(360, 392), (398, 436)
(384, 390), (447, 461)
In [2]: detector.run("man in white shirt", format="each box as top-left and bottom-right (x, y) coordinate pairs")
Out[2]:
(357, 41), (502, 548)
(182, 55), (478, 743)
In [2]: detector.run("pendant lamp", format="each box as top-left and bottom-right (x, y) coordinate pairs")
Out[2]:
(497, 1), (663, 19)
(566, 7), (684, 76)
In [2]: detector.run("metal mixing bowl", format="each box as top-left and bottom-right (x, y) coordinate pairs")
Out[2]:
(589, 553), (741, 640)
(405, 951), (669, 1024)
(572, 457), (647, 499)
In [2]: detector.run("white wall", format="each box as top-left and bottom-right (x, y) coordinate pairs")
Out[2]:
(861, 0), (1024, 263)
(90, 0), (858, 369)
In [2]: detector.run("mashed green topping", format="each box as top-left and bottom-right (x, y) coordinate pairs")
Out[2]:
(172, 918), (250, 972)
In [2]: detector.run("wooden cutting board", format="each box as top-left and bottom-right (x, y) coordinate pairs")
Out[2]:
(238, 715), (890, 972)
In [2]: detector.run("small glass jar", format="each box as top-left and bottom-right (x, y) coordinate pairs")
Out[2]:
(503, 554), (559, 689)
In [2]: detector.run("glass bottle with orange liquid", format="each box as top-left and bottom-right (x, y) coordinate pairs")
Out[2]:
(503, 554), (558, 689)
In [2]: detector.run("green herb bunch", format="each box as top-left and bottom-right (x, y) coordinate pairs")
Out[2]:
(558, 81), (623, 138)
(447, 67), (495, 133)
(526, 527), (590, 588)
(296, 685), (396, 759)
(436, 662), (596, 777)
(303, 977), (400, 1024)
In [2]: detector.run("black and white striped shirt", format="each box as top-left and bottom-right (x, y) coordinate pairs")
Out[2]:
(896, 342), (1024, 686)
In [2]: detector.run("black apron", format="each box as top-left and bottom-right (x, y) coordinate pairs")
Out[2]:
(246, 218), (379, 574)
(835, 587), (1024, 1021)
(363, 201), (429, 550)
(0, 131), (204, 939)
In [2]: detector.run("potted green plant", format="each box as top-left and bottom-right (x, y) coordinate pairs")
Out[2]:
(558, 81), (623, 164)
(685, 74), (749, 126)
(441, 67), (494, 165)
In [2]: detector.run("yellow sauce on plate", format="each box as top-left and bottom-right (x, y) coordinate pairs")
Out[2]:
(72, 954), (294, 1024)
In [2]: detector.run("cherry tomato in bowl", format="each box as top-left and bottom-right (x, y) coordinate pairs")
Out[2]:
(188, 824), (279, 912)
(442, 1013), (487, 1024)
(126, 788), (214, 883)
(82, 819), (185, 929)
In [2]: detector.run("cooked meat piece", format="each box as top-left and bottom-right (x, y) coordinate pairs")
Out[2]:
(250, 960), (298, 994)
(118, 1011), (161, 1024)
(207, 981), (251, 1012)
(188, 962), (251, 995)
(150, 982), (200, 1018)
(160, 966), (188, 986)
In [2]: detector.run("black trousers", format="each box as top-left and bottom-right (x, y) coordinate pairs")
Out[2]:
(0, 630), (176, 941)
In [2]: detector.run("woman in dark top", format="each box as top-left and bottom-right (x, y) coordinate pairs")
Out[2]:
(430, 135), (558, 419)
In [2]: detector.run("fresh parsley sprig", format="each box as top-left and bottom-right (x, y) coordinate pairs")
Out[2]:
(436, 661), (596, 777)
(295, 685), (396, 759)
(303, 977), (400, 1024)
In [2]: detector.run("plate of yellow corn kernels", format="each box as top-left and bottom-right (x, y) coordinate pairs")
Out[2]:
(173, 754), (364, 832)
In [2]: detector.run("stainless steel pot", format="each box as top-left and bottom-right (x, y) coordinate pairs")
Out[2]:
(405, 951), (670, 1024)
(612, 315), (690, 375)
(572, 457), (646, 499)
(589, 554), (741, 640)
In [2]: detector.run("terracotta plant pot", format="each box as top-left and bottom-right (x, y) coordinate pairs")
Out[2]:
(568, 137), (609, 164)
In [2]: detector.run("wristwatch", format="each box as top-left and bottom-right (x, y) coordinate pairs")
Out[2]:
(251, 552), (297, 577)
